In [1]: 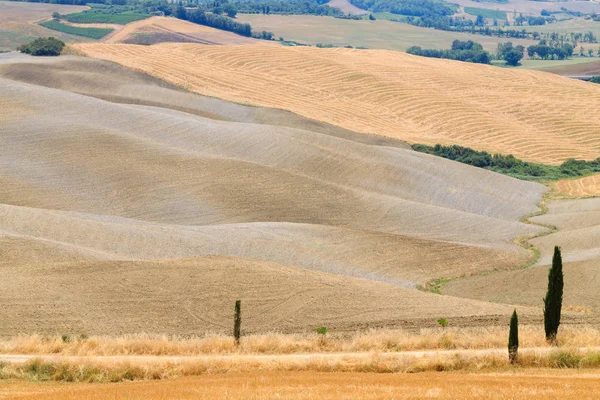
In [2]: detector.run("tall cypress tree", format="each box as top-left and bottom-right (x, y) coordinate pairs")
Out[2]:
(233, 300), (242, 345)
(544, 246), (564, 344)
(508, 309), (519, 364)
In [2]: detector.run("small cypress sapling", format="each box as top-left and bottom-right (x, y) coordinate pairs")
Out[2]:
(544, 246), (564, 344)
(508, 309), (519, 364)
(233, 300), (242, 345)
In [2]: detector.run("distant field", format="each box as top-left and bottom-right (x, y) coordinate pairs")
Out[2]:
(451, 0), (600, 15)
(105, 16), (263, 45)
(537, 58), (600, 75)
(518, 56), (600, 71)
(326, 0), (365, 15)
(236, 14), (535, 51)
(0, 1), (88, 50)
(76, 43), (600, 165)
(61, 10), (149, 25)
(464, 6), (507, 20)
(39, 20), (113, 39)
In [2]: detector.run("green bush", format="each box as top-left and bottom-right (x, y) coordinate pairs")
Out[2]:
(412, 143), (600, 181)
(18, 37), (65, 56)
(39, 20), (113, 39)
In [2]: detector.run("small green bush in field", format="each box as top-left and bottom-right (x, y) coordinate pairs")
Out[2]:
(18, 37), (65, 56)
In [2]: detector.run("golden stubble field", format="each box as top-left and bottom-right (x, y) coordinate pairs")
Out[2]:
(75, 43), (600, 165)
(3, 371), (600, 400)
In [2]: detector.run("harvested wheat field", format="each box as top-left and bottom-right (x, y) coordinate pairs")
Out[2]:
(445, 197), (600, 313)
(4, 371), (600, 400)
(75, 43), (600, 164)
(0, 52), (553, 335)
(104, 16), (263, 45)
(555, 174), (600, 197)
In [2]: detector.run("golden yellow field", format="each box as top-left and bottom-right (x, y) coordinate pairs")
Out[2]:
(4, 371), (600, 400)
(74, 43), (600, 164)
(555, 174), (600, 197)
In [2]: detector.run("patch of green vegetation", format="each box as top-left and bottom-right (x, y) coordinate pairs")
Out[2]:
(61, 10), (149, 25)
(39, 20), (113, 39)
(591, 76), (600, 84)
(464, 7), (507, 20)
(412, 143), (600, 181)
(17, 37), (65, 56)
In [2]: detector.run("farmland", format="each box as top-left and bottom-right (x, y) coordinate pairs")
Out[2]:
(4, 370), (600, 400)
(61, 10), (149, 25)
(236, 14), (536, 51)
(464, 6), (507, 20)
(104, 16), (264, 45)
(0, 52), (550, 335)
(0, 1), (88, 51)
(555, 174), (600, 197)
(75, 43), (600, 165)
(39, 20), (113, 39)
(2, 2), (600, 397)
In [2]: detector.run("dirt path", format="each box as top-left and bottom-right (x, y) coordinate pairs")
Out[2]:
(2, 346), (599, 365)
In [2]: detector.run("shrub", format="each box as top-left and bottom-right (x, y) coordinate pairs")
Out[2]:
(18, 37), (65, 56)
(437, 318), (448, 328)
(315, 327), (328, 336)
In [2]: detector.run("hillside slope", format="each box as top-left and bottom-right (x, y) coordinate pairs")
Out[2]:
(0, 54), (548, 335)
(74, 43), (600, 165)
(104, 16), (263, 45)
(445, 198), (600, 314)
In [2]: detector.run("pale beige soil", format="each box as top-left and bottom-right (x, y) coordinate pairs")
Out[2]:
(0, 53), (551, 335)
(445, 197), (600, 314)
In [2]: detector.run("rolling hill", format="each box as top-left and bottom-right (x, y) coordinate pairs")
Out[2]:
(0, 53), (549, 335)
(104, 16), (264, 45)
(74, 43), (600, 165)
(445, 198), (600, 314)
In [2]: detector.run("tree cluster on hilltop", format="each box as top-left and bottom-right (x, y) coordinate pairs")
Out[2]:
(407, 40), (491, 64)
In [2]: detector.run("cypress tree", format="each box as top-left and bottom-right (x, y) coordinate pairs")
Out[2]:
(544, 246), (564, 344)
(233, 300), (242, 345)
(508, 309), (519, 364)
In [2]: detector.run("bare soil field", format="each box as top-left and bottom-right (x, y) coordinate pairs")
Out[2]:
(538, 59), (600, 76)
(445, 197), (600, 313)
(104, 16), (264, 45)
(555, 174), (600, 197)
(0, 1), (89, 51)
(236, 14), (536, 52)
(4, 370), (600, 399)
(74, 43), (600, 164)
(0, 53), (550, 335)
(326, 0), (366, 15)
(451, 0), (600, 15)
